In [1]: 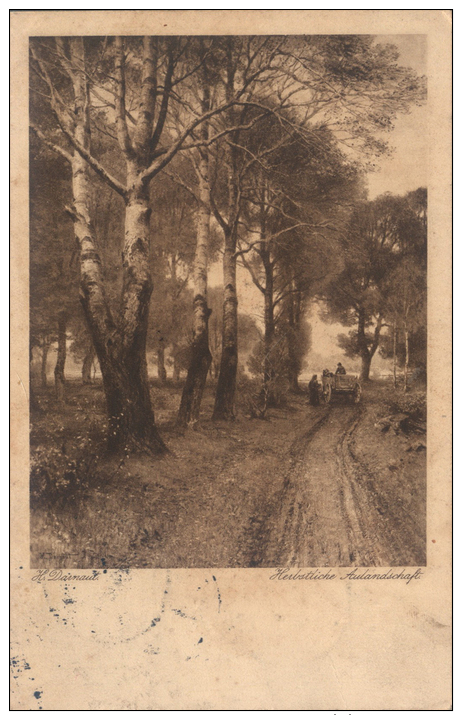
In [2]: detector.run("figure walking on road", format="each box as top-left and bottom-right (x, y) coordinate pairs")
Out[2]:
(308, 374), (320, 405)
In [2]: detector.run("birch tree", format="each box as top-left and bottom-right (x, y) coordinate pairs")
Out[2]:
(30, 36), (263, 450)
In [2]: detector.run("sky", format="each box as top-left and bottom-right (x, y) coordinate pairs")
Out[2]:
(209, 34), (428, 376)
(366, 35), (427, 199)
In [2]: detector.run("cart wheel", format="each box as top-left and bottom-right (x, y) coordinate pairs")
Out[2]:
(323, 383), (332, 404)
(353, 384), (361, 403)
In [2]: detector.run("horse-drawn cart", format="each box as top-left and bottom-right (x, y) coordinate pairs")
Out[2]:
(321, 373), (361, 404)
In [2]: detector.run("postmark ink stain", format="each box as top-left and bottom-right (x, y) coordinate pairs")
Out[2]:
(198, 637), (203, 644)
(33, 691), (42, 699)
(212, 574), (222, 612)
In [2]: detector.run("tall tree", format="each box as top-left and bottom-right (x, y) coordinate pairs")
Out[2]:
(30, 36), (279, 448)
(380, 188), (427, 389)
(30, 35), (426, 441)
(323, 194), (410, 380)
(176, 41), (216, 425)
(210, 34), (425, 417)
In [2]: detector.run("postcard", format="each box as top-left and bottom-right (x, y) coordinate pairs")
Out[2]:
(11, 10), (451, 710)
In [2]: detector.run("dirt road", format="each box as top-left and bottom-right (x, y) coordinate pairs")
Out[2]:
(252, 401), (426, 568)
(32, 383), (426, 569)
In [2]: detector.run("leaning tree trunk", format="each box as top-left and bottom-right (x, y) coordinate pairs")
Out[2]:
(177, 69), (212, 427)
(70, 38), (166, 453)
(54, 312), (67, 402)
(41, 340), (49, 388)
(213, 229), (238, 420)
(114, 181), (166, 453)
(82, 344), (95, 385)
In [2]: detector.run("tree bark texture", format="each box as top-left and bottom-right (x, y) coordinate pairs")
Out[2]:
(41, 341), (49, 388)
(54, 312), (67, 402)
(287, 289), (302, 393)
(261, 232), (275, 389)
(177, 65), (212, 427)
(403, 322), (409, 393)
(358, 310), (382, 381)
(172, 358), (181, 382)
(392, 320), (397, 389)
(213, 42), (240, 420)
(213, 232), (238, 420)
(82, 344), (95, 385)
(70, 38), (166, 453)
(157, 344), (167, 383)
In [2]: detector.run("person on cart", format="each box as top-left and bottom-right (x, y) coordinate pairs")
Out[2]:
(335, 362), (346, 375)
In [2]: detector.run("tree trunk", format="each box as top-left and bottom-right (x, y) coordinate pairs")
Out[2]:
(172, 358), (181, 382)
(287, 291), (300, 393)
(30, 343), (42, 414)
(360, 352), (372, 382)
(157, 344), (167, 383)
(82, 344), (95, 385)
(70, 38), (166, 453)
(403, 322), (409, 393)
(357, 310), (369, 381)
(213, 231), (238, 420)
(392, 320), (397, 389)
(54, 312), (67, 402)
(262, 243), (274, 389)
(357, 311), (382, 382)
(177, 67), (212, 427)
(111, 182), (165, 453)
(213, 43), (240, 421)
(41, 340), (49, 388)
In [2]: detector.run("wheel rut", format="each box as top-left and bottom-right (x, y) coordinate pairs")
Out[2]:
(255, 402), (414, 567)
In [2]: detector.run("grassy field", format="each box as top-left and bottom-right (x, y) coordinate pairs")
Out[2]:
(30, 378), (426, 569)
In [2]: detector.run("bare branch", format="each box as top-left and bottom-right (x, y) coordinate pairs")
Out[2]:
(164, 169), (199, 204)
(210, 190), (228, 232)
(239, 253), (265, 293)
(60, 123), (127, 198)
(30, 123), (73, 164)
(234, 239), (265, 258)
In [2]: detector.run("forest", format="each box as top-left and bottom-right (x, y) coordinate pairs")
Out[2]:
(29, 35), (428, 568)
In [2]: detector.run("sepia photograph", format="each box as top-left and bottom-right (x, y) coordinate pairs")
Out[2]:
(11, 10), (452, 711)
(28, 32), (428, 571)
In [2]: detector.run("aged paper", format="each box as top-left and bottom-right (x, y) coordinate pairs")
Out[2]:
(11, 10), (451, 710)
